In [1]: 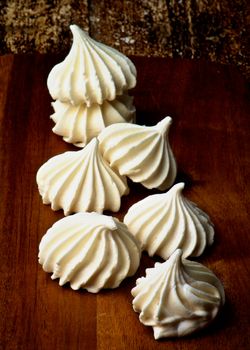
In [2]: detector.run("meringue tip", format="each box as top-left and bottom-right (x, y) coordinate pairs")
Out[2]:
(171, 248), (183, 260)
(89, 137), (99, 147)
(171, 182), (185, 192)
(89, 212), (118, 231)
(156, 116), (172, 134)
(70, 24), (80, 33)
(104, 216), (118, 231)
(70, 24), (88, 39)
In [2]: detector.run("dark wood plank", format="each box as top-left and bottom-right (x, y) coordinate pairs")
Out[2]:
(0, 54), (249, 349)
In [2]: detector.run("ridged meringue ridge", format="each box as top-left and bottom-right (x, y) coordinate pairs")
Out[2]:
(47, 24), (137, 106)
(131, 249), (225, 339)
(98, 116), (177, 190)
(51, 94), (135, 147)
(39, 212), (141, 292)
(36, 138), (129, 215)
(124, 182), (214, 259)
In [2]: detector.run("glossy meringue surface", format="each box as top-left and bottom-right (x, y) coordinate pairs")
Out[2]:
(39, 212), (141, 292)
(98, 116), (177, 190)
(51, 94), (135, 147)
(124, 182), (214, 259)
(131, 249), (225, 339)
(47, 24), (137, 106)
(36, 138), (129, 215)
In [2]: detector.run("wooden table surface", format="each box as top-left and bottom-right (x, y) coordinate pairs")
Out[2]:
(0, 54), (249, 350)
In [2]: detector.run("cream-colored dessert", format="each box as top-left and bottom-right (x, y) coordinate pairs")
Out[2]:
(39, 212), (141, 292)
(36, 138), (129, 215)
(124, 182), (214, 259)
(98, 116), (177, 190)
(131, 249), (225, 339)
(47, 24), (137, 106)
(51, 94), (135, 147)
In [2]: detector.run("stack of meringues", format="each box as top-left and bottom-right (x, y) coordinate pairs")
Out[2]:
(48, 24), (136, 148)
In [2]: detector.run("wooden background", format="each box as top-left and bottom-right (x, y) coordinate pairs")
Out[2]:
(0, 0), (249, 79)
(0, 54), (249, 349)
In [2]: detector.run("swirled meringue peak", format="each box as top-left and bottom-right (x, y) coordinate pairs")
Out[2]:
(131, 249), (225, 339)
(51, 94), (135, 147)
(98, 116), (177, 190)
(47, 25), (137, 106)
(36, 138), (129, 215)
(39, 212), (141, 292)
(124, 182), (214, 259)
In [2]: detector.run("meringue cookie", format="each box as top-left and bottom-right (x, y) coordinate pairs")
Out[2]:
(47, 24), (137, 106)
(39, 212), (141, 292)
(124, 183), (214, 259)
(51, 94), (135, 147)
(36, 138), (129, 215)
(131, 249), (225, 339)
(98, 116), (177, 190)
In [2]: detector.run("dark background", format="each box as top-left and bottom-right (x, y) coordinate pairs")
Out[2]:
(0, 0), (249, 78)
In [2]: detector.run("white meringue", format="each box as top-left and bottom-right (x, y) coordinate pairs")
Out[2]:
(36, 138), (129, 215)
(51, 94), (135, 147)
(39, 212), (141, 292)
(98, 116), (177, 190)
(131, 249), (225, 339)
(47, 24), (137, 106)
(124, 183), (214, 259)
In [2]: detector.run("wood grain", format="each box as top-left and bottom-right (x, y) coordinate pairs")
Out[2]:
(0, 54), (249, 350)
